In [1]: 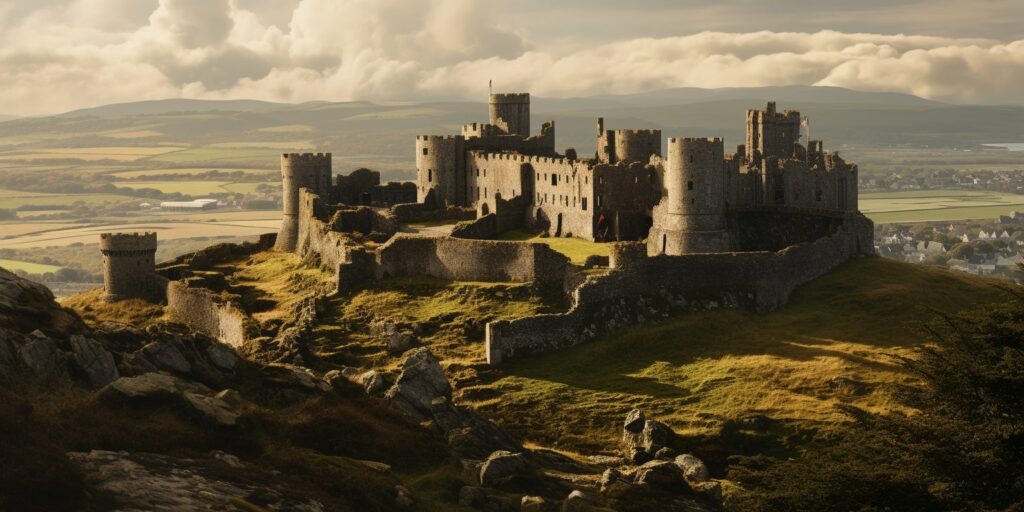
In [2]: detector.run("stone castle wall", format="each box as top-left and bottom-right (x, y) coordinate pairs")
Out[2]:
(166, 280), (257, 348)
(485, 213), (874, 364)
(375, 235), (571, 291)
(100, 232), (162, 302)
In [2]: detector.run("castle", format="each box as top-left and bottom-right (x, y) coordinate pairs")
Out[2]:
(99, 232), (164, 302)
(415, 94), (858, 251)
(101, 91), (874, 366)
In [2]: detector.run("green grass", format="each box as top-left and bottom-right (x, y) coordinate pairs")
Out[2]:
(861, 189), (1024, 223)
(0, 258), (62, 274)
(460, 258), (1012, 455)
(494, 229), (610, 264)
(310, 276), (567, 371)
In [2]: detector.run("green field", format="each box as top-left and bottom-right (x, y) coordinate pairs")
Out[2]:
(860, 189), (1024, 223)
(110, 167), (276, 179)
(113, 180), (277, 195)
(495, 229), (611, 264)
(0, 258), (62, 274)
(0, 193), (139, 210)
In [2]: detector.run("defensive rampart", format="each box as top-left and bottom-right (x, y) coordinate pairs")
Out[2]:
(166, 280), (258, 348)
(485, 213), (874, 364)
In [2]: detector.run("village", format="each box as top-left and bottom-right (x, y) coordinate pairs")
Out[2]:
(875, 210), (1024, 280)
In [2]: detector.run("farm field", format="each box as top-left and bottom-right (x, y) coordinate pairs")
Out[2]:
(0, 222), (86, 238)
(0, 192), (139, 210)
(860, 189), (1024, 223)
(0, 220), (280, 249)
(113, 180), (277, 195)
(0, 258), (63, 274)
(110, 167), (276, 179)
(0, 146), (187, 162)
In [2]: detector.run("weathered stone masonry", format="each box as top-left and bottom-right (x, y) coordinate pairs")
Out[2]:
(100, 232), (164, 302)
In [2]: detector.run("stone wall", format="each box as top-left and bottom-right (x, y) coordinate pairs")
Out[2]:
(375, 235), (570, 290)
(485, 213), (874, 364)
(166, 280), (257, 348)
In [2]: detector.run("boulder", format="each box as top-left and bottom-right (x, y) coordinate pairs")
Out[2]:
(203, 342), (238, 371)
(0, 267), (83, 335)
(183, 392), (240, 426)
(0, 332), (17, 368)
(691, 481), (723, 501)
(386, 331), (417, 355)
(102, 372), (209, 400)
(264, 364), (331, 391)
(478, 450), (528, 487)
(18, 337), (62, 376)
(394, 485), (415, 509)
(623, 408), (645, 433)
(385, 348), (452, 420)
(633, 460), (688, 494)
(621, 409), (676, 464)
(521, 495), (553, 512)
(562, 490), (610, 512)
(598, 468), (634, 499)
(140, 341), (191, 374)
(673, 454), (709, 484)
(70, 335), (119, 388)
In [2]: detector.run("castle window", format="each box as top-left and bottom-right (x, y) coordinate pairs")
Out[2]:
(582, 197), (588, 211)
(422, 147), (428, 155)
(484, 169), (487, 177)
(476, 169), (480, 177)
(537, 193), (541, 202)
(551, 174), (557, 186)
(485, 187), (488, 198)
(687, 180), (693, 191)
(428, 169), (433, 182)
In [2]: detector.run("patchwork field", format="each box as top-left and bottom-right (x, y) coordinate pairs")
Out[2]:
(0, 258), (63, 274)
(860, 189), (1024, 223)
(113, 180), (278, 195)
(0, 192), (139, 210)
(110, 167), (277, 179)
(0, 220), (280, 249)
(0, 146), (187, 162)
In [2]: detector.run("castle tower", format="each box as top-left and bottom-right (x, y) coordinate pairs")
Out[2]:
(647, 137), (732, 255)
(489, 93), (530, 136)
(276, 152), (332, 252)
(745, 102), (801, 166)
(100, 232), (159, 302)
(416, 135), (466, 207)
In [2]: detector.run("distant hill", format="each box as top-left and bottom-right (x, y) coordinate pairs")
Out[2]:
(0, 115), (19, 123)
(0, 85), (1020, 180)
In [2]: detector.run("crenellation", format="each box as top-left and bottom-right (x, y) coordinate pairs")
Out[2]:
(100, 232), (162, 302)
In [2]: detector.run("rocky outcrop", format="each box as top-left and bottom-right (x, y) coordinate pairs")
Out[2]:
(70, 335), (119, 387)
(621, 408), (676, 464)
(0, 267), (83, 335)
(67, 450), (325, 512)
(479, 450), (529, 487)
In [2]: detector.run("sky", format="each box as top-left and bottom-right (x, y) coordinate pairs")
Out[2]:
(0, 0), (1022, 116)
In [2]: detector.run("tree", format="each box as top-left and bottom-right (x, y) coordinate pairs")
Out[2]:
(947, 242), (974, 260)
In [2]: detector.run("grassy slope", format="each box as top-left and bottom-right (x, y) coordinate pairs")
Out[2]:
(460, 258), (1012, 456)
(494, 229), (610, 265)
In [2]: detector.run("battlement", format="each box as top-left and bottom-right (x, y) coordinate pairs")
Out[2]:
(613, 129), (660, 136)
(469, 150), (594, 170)
(100, 232), (157, 252)
(489, 92), (530, 103)
(282, 152), (332, 164)
(417, 135), (465, 142)
(668, 137), (724, 145)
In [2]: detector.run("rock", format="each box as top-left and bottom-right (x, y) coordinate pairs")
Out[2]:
(521, 495), (552, 512)
(599, 468), (635, 499)
(641, 420), (674, 453)
(265, 364), (331, 391)
(691, 480), (722, 501)
(673, 454), (709, 483)
(562, 489), (608, 512)
(387, 331), (416, 355)
(141, 341), (191, 374)
(478, 450), (528, 487)
(214, 389), (248, 408)
(655, 447), (677, 460)
(70, 335), (119, 387)
(458, 486), (487, 507)
(183, 392), (240, 426)
(121, 350), (159, 375)
(102, 372), (209, 400)
(394, 485), (414, 509)
(633, 460), (687, 494)
(356, 459), (391, 473)
(624, 408), (645, 433)
(204, 342), (238, 371)
(18, 337), (61, 376)
(211, 450), (243, 468)
(0, 333), (18, 368)
(385, 348), (452, 420)
(0, 267), (84, 335)
(335, 368), (388, 395)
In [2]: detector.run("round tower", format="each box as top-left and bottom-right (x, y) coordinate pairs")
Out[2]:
(648, 137), (732, 255)
(276, 152), (332, 252)
(613, 129), (661, 164)
(489, 93), (530, 137)
(416, 135), (465, 207)
(100, 232), (158, 302)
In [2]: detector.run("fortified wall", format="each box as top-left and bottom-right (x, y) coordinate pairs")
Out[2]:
(100, 232), (165, 303)
(486, 212), (873, 364)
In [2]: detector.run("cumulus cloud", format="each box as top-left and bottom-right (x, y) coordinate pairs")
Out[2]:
(0, 0), (1022, 115)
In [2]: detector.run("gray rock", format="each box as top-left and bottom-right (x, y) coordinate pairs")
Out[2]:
(211, 450), (243, 468)
(478, 450), (528, 487)
(267, 364), (331, 391)
(183, 392), (240, 426)
(70, 335), (119, 388)
(387, 331), (416, 355)
(385, 348), (452, 420)
(103, 372), (209, 399)
(691, 480), (722, 501)
(204, 342), (238, 371)
(361, 370), (388, 395)
(655, 446), (677, 460)
(355, 459), (391, 473)
(624, 408), (645, 433)
(18, 337), (60, 376)
(0, 333), (17, 368)
(521, 495), (551, 512)
(674, 454), (709, 483)
(121, 350), (159, 375)
(634, 460), (687, 493)
(598, 468), (634, 499)
(562, 489), (610, 512)
(141, 341), (191, 374)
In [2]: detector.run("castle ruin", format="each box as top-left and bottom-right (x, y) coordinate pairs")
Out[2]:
(100, 232), (162, 302)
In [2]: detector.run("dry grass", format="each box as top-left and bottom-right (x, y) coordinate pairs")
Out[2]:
(62, 288), (166, 328)
(220, 251), (335, 325)
(454, 258), (1013, 456)
(494, 229), (610, 265)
